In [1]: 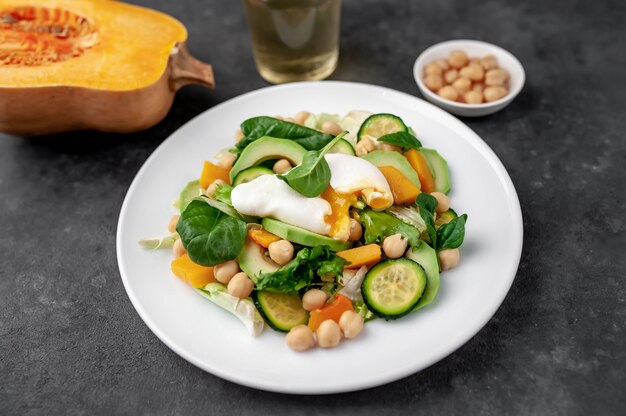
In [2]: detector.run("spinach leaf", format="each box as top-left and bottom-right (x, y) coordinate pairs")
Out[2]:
(377, 131), (422, 150)
(415, 193), (438, 247)
(359, 208), (421, 248)
(255, 246), (348, 293)
(436, 214), (468, 250)
(280, 133), (345, 197)
(236, 116), (334, 151)
(176, 199), (247, 266)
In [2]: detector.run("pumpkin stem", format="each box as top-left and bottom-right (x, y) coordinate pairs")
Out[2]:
(170, 43), (215, 91)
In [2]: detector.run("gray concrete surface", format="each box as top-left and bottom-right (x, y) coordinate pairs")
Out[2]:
(1, 0), (625, 414)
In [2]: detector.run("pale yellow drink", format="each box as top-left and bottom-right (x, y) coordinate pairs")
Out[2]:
(243, 0), (341, 83)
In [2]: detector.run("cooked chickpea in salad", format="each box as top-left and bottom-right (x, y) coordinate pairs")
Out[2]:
(140, 111), (468, 352)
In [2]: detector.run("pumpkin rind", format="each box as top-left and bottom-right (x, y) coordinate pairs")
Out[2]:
(0, 0), (214, 135)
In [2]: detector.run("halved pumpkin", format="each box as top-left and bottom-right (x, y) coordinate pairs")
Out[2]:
(0, 0), (214, 135)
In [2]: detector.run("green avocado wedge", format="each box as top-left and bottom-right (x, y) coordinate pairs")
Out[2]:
(238, 236), (280, 283)
(262, 218), (352, 252)
(419, 148), (450, 194)
(361, 150), (421, 189)
(405, 241), (440, 311)
(229, 137), (307, 182)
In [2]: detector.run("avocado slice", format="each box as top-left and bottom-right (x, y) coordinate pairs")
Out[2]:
(405, 242), (440, 310)
(238, 236), (280, 283)
(419, 148), (450, 194)
(262, 218), (352, 252)
(232, 166), (274, 187)
(361, 150), (421, 189)
(230, 137), (306, 182)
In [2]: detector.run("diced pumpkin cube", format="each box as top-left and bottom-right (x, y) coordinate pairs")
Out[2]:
(248, 228), (281, 248)
(199, 161), (230, 188)
(171, 254), (216, 288)
(378, 165), (421, 204)
(308, 294), (353, 331)
(336, 244), (382, 269)
(404, 149), (436, 194)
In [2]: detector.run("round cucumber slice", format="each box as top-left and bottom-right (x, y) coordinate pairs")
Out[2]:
(357, 113), (407, 142)
(362, 259), (426, 320)
(254, 291), (308, 332)
(328, 138), (356, 156)
(232, 166), (274, 187)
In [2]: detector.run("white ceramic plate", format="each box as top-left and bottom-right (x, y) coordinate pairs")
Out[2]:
(117, 81), (523, 394)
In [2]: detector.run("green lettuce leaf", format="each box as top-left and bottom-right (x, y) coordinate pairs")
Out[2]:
(359, 208), (421, 248)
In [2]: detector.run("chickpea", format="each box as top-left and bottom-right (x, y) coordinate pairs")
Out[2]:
(172, 239), (186, 258)
(448, 50), (469, 68)
(382, 233), (408, 259)
(316, 319), (342, 348)
(214, 260), (240, 284)
(285, 325), (315, 352)
(273, 158), (292, 174)
(234, 129), (244, 143)
(285, 117), (296, 123)
(339, 310), (364, 339)
(469, 57), (481, 65)
(321, 121), (342, 135)
(452, 77), (472, 93)
(218, 153), (236, 170)
(438, 248), (461, 271)
(481, 54), (498, 71)
(204, 179), (225, 197)
(355, 137), (376, 156)
(379, 143), (402, 152)
(227, 272), (255, 298)
(485, 68), (510, 86)
(268, 240), (294, 266)
(424, 63), (443, 76)
(472, 82), (485, 93)
(464, 90), (483, 104)
(167, 214), (180, 233)
(302, 289), (328, 311)
(444, 69), (459, 84)
(349, 218), (363, 241)
(484, 86), (508, 102)
(430, 191), (450, 213)
(294, 111), (310, 125)
(437, 85), (459, 101)
(424, 74), (444, 92)
(460, 63), (485, 82)
(434, 59), (450, 71)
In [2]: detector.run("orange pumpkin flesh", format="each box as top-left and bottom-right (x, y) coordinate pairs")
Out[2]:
(0, 0), (214, 135)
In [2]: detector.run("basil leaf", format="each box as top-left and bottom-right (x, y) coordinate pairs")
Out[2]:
(256, 246), (347, 293)
(415, 193), (437, 247)
(359, 208), (421, 248)
(377, 131), (422, 150)
(280, 133), (346, 197)
(176, 199), (247, 266)
(237, 116), (334, 151)
(436, 214), (467, 250)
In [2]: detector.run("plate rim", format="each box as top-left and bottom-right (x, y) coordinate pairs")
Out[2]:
(116, 80), (523, 394)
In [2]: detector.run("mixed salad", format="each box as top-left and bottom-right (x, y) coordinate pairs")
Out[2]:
(140, 111), (467, 352)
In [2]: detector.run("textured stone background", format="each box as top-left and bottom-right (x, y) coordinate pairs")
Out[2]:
(1, 0), (625, 414)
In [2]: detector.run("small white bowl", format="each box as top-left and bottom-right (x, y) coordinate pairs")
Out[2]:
(414, 39), (525, 117)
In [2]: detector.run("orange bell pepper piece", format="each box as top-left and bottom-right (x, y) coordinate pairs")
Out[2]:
(336, 244), (382, 269)
(199, 160), (230, 188)
(171, 254), (216, 288)
(404, 149), (436, 194)
(378, 165), (421, 204)
(248, 228), (281, 248)
(308, 294), (354, 331)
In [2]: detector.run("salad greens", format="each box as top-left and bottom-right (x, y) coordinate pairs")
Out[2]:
(377, 131), (422, 151)
(237, 116), (334, 152)
(359, 208), (422, 248)
(176, 199), (247, 266)
(179, 180), (202, 212)
(138, 232), (179, 249)
(436, 214), (468, 250)
(197, 283), (265, 336)
(280, 133), (346, 197)
(414, 193), (438, 247)
(255, 246), (347, 293)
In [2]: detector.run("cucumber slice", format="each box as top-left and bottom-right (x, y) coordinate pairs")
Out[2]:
(357, 113), (407, 142)
(328, 138), (356, 156)
(254, 291), (308, 332)
(232, 166), (274, 187)
(362, 259), (426, 320)
(435, 208), (458, 229)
